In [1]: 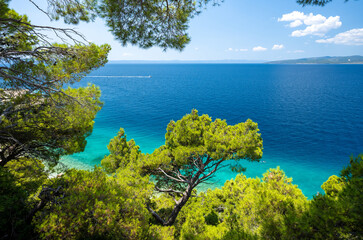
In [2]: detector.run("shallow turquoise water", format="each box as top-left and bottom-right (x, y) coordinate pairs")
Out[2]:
(61, 64), (363, 198)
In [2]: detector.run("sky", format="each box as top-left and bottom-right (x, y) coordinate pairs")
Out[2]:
(9, 0), (363, 61)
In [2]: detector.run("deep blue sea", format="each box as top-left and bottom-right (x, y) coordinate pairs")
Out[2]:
(61, 64), (363, 198)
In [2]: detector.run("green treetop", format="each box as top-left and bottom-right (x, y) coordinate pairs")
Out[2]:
(103, 110), (263, 226)
(101, 128), (142, 174)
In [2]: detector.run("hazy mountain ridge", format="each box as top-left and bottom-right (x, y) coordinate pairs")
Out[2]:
(108, 59), (266, 64)
(108, 56), (363, 64)
(267, 55), (363, 64)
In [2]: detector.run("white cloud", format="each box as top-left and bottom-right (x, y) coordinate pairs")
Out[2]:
(253, 46), (267, 51)
(194, 47), (199, 51)
(122, 53), (133, 57)
(278, 11), (342, 37)
(292, 16), (341, 37)
(272, 44), (284, 50)
(239, 49), (248, 51)
(278, 11), (306, 22)
(228, 48), (233, 51)
(316, 28), (363, 45)
(303, 13), (326, 25)
(289, 20), (303, 28)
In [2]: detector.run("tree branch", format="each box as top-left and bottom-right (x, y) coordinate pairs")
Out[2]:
(155, 186), (183, 195)
(146, 204), (166, 225)
(157, 167), (187, 183)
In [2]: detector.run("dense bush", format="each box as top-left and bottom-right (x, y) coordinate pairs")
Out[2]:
(1, 155), (361, 239)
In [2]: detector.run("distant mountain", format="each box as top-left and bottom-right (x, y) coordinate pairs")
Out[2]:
(267, 55), (363, 64)
(108, 59), (266, 64)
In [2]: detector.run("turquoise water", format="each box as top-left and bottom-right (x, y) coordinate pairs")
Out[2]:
(61, 64), (363, 198)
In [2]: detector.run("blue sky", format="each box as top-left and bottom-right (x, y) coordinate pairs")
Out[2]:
(10, 0), (363, 61)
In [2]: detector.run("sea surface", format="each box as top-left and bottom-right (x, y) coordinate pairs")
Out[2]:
(61, 64), (363, 198)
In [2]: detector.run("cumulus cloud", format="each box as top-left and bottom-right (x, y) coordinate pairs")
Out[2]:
(304, 14), (326, 25)
(272, 44), (284, 50)
(228, 48), (233, 51)
(278, 11), (306, 22)
(316, 28), (363, 45)
(289, 20), (303, 28)
(278, 11), (342, 37)
(292, 16), (341, 37)
(239, 49), (248, 51)
(253, 46), (267, 51)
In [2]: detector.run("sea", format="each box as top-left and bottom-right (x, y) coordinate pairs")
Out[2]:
(61, 63), (363, 198)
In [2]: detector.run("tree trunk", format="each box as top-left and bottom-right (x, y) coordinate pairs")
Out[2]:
(26, 199), (47, 224)
(148, 170), (203, 226)
(147, 188), (193, 226)
(164, 192), (191, 226)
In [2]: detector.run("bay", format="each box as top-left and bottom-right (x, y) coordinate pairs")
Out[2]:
(61, 63), (363, 198)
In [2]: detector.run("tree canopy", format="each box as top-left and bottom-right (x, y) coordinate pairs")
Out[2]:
(31, 0), (223, 50)
(102, 110), (263, 226)
(33, 167), (153, 239)
(0, 1), (110, 167)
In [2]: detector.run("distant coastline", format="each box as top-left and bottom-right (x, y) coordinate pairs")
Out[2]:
(108, 55), (363, 64)
(108, 60), (266, 64)
(266, 55), (363, 64)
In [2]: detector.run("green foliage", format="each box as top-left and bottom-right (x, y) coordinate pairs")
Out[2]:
(5, 158), (47, 196)
(289, 155), (363, 239)
(98, 0), (193, 50)
(321, 175), (344, 198)
(180, 210), (206, 240)
(0, 84), (103, 167)
(34, 168), (153, 240)
(0, 3), (110, 167)
(0, 158), (48, 239)
(297, 0), (349, 6)
(164, 110), (262, 161)
(0, 5), (110, 86)
(0, 0), (9, 16)
(338, 155), (363, 234)
(0, 166), (33, 239)
(139, 110), (263, 226)
(47, 0), (99, 24)
(101, 110), (262, 226)
(101, 128), (142, 174)
(205, 210), (219, 226)
(44, 0), (222, 50)
(297, 0), (333, 6)
(177, 168), (307, 239)
(144, 109), (263, 196)
(148, 225), (176, 240)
